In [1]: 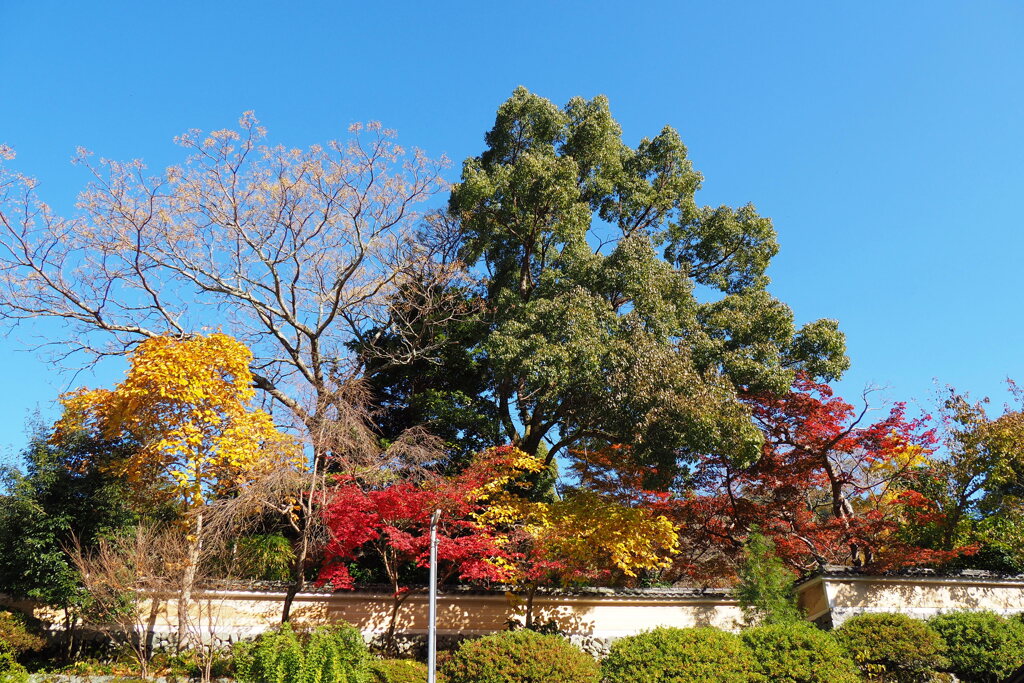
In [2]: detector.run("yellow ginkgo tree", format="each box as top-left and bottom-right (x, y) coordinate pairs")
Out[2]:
(56, 333), (300, 644)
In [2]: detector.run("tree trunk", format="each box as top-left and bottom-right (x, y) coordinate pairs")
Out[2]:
(177, 509), (204, 652)
(385, 591), (413, 657)
(281, 539), (308, 623)
(145, 596), (161, 662)
(525, 584), (537, 629)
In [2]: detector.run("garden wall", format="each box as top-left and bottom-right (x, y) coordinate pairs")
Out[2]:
(796, 567), (1024, 628)
(5, 569), (1024, 644)
(0, 586), (742, 647)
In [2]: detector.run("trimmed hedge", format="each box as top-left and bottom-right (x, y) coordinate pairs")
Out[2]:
(602, 627), (757, 683)
(440, 630), (599, 683)
(742, 622), (860, 683)
(835, 612), (947, 682)
(929, 611), (1024, 682)
(369, 658), (427, 683)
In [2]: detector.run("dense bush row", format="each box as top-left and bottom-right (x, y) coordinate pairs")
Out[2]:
(439, 611), (1024, 683)
(3, 609), (1024, 682)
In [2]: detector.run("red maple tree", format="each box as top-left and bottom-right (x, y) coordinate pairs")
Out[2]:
(574, 378), (969, 583)
(319, 451), (516, 649)
(672, 377), (967, 580)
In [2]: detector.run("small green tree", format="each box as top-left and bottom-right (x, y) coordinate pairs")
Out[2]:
(736, 531), (803, 626)
(0, 418), (155, 613)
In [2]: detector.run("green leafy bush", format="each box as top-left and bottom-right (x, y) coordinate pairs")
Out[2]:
(602, 627), (756, 682)
(835, 613), (947, 682)
(440, 629), (599, 683)
(929, 610), (1024, 682)
(742, 622), (860, 683)
(234, 622), (371, 683)
(167, 647), (234, 680)
(0, 611), (44, 656)
(368, 658), (427, 682)
(0, 650), (28, 683)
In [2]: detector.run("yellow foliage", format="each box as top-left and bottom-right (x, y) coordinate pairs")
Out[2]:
(541, 490), (678, 577)
(469, 447), (678, 581)
(54, 334), (301, 506)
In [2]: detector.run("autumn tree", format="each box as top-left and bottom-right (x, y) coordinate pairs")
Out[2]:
(0, 118), (461, 611)
(56, 333), (300, 645)
(319, 456), (514, 652)
(666, 377), (961, 577)
(370, 87), (849, 479)
(569, 379), (963, 580)
(901, 385), (1024, 572)
(470, 447), (678, 626)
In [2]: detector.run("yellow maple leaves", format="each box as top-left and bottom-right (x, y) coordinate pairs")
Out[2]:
(55, 333), (301, 507)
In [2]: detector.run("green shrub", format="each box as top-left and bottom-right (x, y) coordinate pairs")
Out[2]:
(368, 658), (427, 683)
(0, 611), (44, 656)
(737, 532), (803, 626)
(602, 626), (756, 682)
(836, 613), (947, 682)
(929, 611), (1024, 682)
(234, 622), (371, 683)
(441, 630), (599, 683)
(167, 647), (234, 680)
(742, 622), (860, 683)
(0, 650), (27, 683)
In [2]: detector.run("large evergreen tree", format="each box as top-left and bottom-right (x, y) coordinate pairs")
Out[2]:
(372, 88), (848, 482)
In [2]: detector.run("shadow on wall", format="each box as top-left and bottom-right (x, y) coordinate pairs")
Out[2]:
(834, 582), (1020, 613)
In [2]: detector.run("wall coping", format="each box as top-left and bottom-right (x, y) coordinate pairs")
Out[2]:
(176, 584), (738, 606)
(795, 566), (1024, 588)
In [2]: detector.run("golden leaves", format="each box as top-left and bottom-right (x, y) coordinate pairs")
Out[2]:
(55, 333), (301, 507)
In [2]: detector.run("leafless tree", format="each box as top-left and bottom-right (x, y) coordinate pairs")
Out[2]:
(0, 117), (469, 615)
(70, 525), (184, 677)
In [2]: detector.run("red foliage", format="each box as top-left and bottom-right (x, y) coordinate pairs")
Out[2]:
(319, 454), (514, 593)
(668, 377), (967, 579)
(574, 377), (970, 583)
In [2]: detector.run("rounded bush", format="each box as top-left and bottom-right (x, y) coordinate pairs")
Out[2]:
(234, 622), (371, 683)
(602, 627), (757, 683)
(440, 629), (599, 683)
(929, 610), (1024, 682)
(742, 622), (860, 683)
(835, 612), (947, 682)
(368, 658), (426, 682)
(0, 611), (44, 656)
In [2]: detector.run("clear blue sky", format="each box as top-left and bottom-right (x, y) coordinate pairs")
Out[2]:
(1, 1), (1022, 459)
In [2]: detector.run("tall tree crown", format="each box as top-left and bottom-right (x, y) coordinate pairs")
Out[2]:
(446, 87), (848, 474)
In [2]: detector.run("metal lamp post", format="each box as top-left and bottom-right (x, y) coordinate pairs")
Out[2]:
(427, 509), (441, 683)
